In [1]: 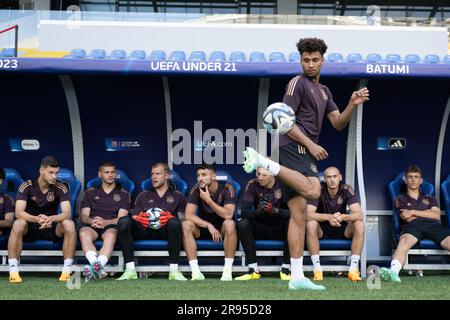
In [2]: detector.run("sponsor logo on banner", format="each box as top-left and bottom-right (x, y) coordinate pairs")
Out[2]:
(9, 138), (41, 152)
(377, 137), (406, 150)
(105, 138), (143, 152)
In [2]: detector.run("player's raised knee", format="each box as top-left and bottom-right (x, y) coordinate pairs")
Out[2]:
(12, 219), (27, 233)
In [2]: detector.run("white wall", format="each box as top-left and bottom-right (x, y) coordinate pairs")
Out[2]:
(37, 20), (448, 57)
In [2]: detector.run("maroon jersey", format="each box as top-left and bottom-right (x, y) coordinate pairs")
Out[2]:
(132, 185), (187, 217)
(81, 185), (130, 220)
(395, 194), (439, 225)
(16, 179), (70, 216)
(280, 75), (338, 146)
(188, 181), (235, 227)
(0, 193), (14, 221)
(309, 183), (360, 214)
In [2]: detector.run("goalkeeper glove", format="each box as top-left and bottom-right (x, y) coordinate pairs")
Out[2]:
(258, 196), (279, 214)
(133, 211), (150, 228)
(159, 211), (175, 227)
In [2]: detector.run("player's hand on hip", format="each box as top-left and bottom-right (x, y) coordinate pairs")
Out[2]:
(350, 87), (369, 106)
(309, 143), (328, 160)
(207, 223), (222, 243)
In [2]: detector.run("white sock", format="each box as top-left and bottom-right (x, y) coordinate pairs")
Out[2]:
(248, 263), (259, 273)
(9, 258), (19, 274)
(349, 255), (360, 272)
(98, 255), (108, 267)
(281, 263), (290, 271)
(126, 262), (135, 271)
(170, 264), (178, 272)
(189, 259), (200, 273)
(391, 259), (402, 275)
(86, 251), (97, 264)
(224, 258), (234, 270)
(311, 254), (322, 272)
(62, 259), (73, 273)
(258, 155), (281, 176)
(290, 257), (305, 281)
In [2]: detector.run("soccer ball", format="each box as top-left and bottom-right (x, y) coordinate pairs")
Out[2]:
(146, 207), (164, 230)
(262, 102), (295, 135)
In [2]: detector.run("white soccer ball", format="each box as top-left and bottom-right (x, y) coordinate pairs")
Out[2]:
(146, 207), (163, 230)
(262, 102), (295, 135)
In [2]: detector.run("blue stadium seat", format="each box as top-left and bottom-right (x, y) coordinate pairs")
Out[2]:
(229, 51), (246, 62)
(214, 170), (241, 201)
(90, 49), (106, 59)
(140, 169), (188, 195)
(57, 168), (81, 219)
(130, 50), (146, 60)
(110, 49), (127, 60)
(149, 50), (166, 60)
(209, 51), (226, 61)
(388, 172), (438, 248)
(189, 51), (206, 61)
(443, 55), (450, 64)
(327, 53), (343, 62)
(386, 53), (401, 63)
(347, 53), (362, 63)
(269, 52), (286, 62)
(424, 54), (440, 64)
(249, 51), (266, 62)
(405, 54), (420, 64)
(86, 169), (135, 197)
(168, 50), (186, 61)
(69, 49), (87, 59)
(1, 168), (24, 198)
(0, 48), (15, 57)
(441, 174), (450, 228)
(366, 53), (382, 63)
(288, 52), (300, 62)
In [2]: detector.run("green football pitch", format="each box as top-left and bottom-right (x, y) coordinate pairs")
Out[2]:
(0, 273), (449, 300)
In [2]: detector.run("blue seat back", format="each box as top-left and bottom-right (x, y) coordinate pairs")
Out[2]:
(86, 169), (135, 197)
(386, 53), (401, 63)
(1, 168), (24, 198)
(424, 54), (440, 64)
(405, 54), (420, 63)
(288, 52), (300, 62)
(249, 51), (266, 62)
(229, 51), (246, 62)
(169, 50), (186, 61)
(140, 170), (188, 195)
(327, 53), (343, 62)
(130, 50), (146, 60)
(443, 55), (450, 64)
(209, 51), (226, 61)
(366, 53), (382, 63)
(189, 51), (206, 61)
(1, 48), (15, 57)
(57, 168), (81, 219)
(149, 50), (166, 60)
(90, 49), (106, 59)
(70, 48), (87, 59)
(110, 49), (127, 59)
(347, 53), (362, 62)
(269, 52), (286, 62)
(441, 175), (450, 228)
(388, 172), (434, 237)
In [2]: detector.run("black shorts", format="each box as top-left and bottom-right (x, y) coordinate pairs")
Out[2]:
(23, 223), (61, 242)
(401, 219), (450, 245)
(320, 222), (349, 240)
(80, 223), (117, 239)
(197, 222), (224, 240)
(248, 218), (289, 240)
(279, 142), (319, 201)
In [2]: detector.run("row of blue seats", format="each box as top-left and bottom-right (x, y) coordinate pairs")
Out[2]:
(1, 47), (449, 64)
(66, 49), (450, 64)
